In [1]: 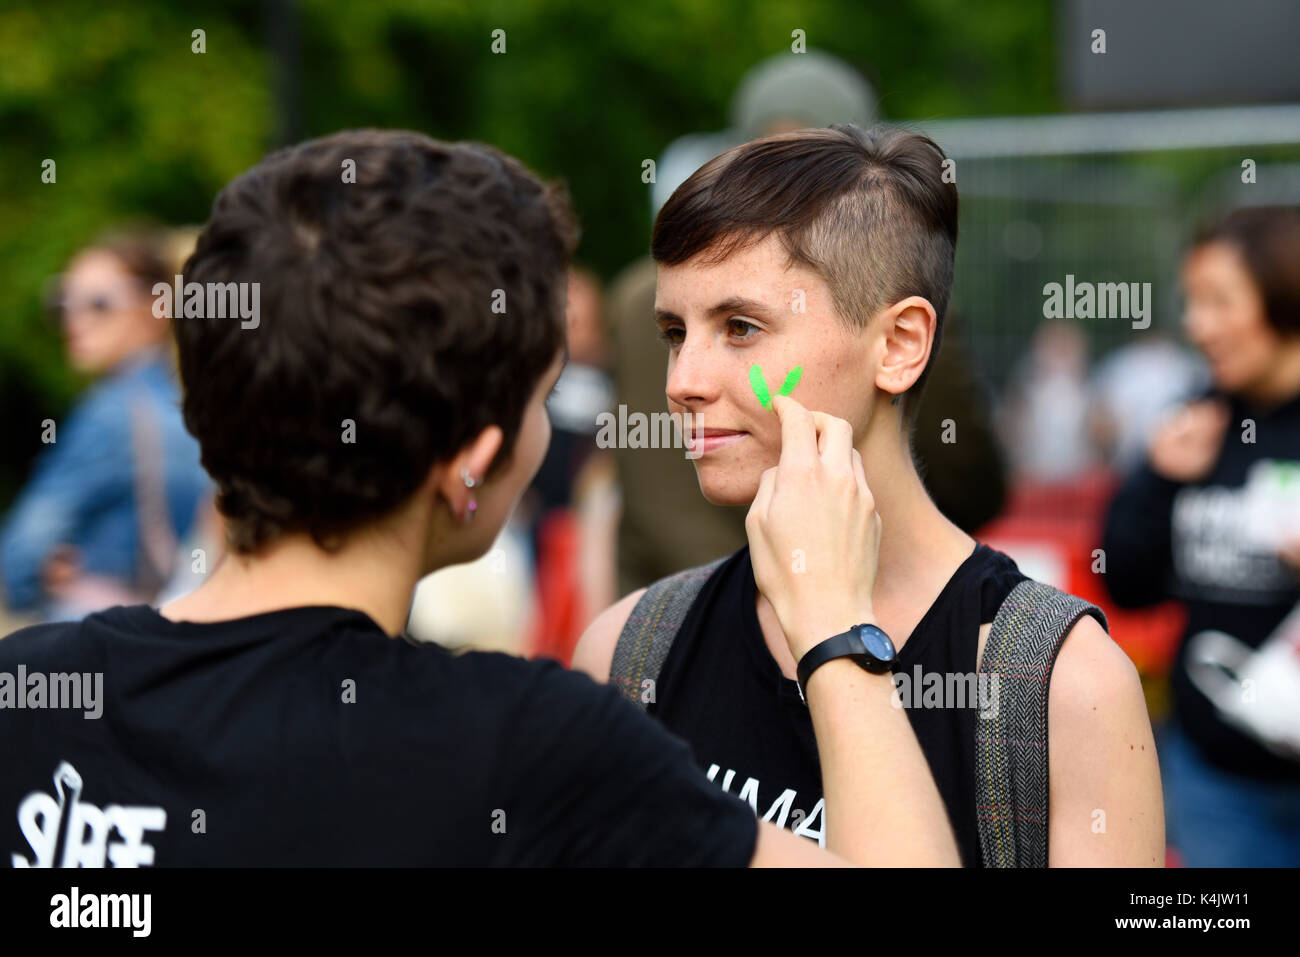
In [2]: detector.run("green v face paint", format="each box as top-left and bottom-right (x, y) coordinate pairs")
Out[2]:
(750, 363), (803, 409)
(748, 365), (771, 408)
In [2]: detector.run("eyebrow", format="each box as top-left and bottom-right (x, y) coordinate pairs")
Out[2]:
(654, 295), (778, 325)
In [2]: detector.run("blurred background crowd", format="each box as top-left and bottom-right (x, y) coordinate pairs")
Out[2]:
(3, 0), (1299, 866)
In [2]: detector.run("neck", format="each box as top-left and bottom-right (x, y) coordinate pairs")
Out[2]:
(1243, 342), (1300, 408)
(751, 405), (977, 672)
(856, 408), (975, 630)
(161, 512), (428, 637)
(115, 341), (166, 370)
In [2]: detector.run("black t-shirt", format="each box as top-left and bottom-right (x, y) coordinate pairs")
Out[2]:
(1104, 389), (1300, 779)
(2, 604), (757, 867)
(651, 542), (1026, 868)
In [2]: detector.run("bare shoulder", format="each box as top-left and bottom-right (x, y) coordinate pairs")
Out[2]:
(1050, 614), (1143, 708)
(1046, 614), (1164, 866)
(1048, 614), (1149, 744)
(569, 587), (647, 682)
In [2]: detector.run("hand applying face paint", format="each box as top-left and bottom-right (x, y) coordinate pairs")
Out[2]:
(744, 393), (881, 662)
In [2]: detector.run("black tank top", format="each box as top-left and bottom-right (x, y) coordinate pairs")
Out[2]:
(651, 542), (1026, 868)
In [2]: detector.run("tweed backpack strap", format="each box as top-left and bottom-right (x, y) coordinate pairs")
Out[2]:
(975, 578), (1108, 868)
(609, 557), (727, 709)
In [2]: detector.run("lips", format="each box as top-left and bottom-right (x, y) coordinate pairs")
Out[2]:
(686, 428), (748, 455)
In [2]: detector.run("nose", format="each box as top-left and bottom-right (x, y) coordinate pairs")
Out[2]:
(665, 333), (723, 411)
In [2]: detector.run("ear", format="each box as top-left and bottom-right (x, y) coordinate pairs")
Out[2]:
(875, 296), (937, 400)
(429, 424), (505, 516)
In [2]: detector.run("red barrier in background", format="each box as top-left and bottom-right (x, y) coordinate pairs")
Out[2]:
(528, 509), (584, 664)
(531, 470), (1187, 678)
(978, 467), (1185, 678)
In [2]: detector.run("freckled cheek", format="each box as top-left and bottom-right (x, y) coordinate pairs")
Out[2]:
(791, 377), (845, 417)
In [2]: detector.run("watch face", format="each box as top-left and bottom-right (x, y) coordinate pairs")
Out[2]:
(856, 624), (897, 665)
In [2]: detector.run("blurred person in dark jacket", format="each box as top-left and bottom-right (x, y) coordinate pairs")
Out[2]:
(1089, 331), (1209, 476)
(0, 229), (210, 621)
(1103, 206), (1300, 866)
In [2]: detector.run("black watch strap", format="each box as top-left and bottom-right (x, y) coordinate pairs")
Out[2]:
(795, 623), (895, 703)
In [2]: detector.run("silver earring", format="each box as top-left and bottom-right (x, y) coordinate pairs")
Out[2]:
(460, 468), (479, 522)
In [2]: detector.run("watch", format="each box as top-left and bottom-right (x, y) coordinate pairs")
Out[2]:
(795, 623), (897, 703)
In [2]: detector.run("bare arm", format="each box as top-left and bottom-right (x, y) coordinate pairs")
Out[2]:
(750, 820), (854, 866)
(744, 395), (960, 867)
(1046, 616), (1165, 866)
(801, 656), (958, 865)
(570, 587), (644, 682)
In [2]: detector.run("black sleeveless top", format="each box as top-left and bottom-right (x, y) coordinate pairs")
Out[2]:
(651, 542), (1027, 868)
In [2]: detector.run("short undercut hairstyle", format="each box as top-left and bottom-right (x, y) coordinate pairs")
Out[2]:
(175, 129), (578, 553)
(651, 124), (958, 420)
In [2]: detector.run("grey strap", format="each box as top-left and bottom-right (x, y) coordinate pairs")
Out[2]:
(975, 579), (1108, 868)
(609, 557), (726, 709)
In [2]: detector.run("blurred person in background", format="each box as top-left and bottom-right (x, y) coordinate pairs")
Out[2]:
(1089, 330), (1209, 476)
(0, 228), (210, 622)
(1103, 206), (1300, 866)
(528, 267), (614, 535)
(529, 267), (619, 656)
(998, 319), (1099, 483)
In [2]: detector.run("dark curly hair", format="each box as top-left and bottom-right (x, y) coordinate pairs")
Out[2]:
(174, 129), (578, 553)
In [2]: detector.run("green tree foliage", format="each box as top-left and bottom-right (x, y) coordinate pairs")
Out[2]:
(0, 0), (1055, 506)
